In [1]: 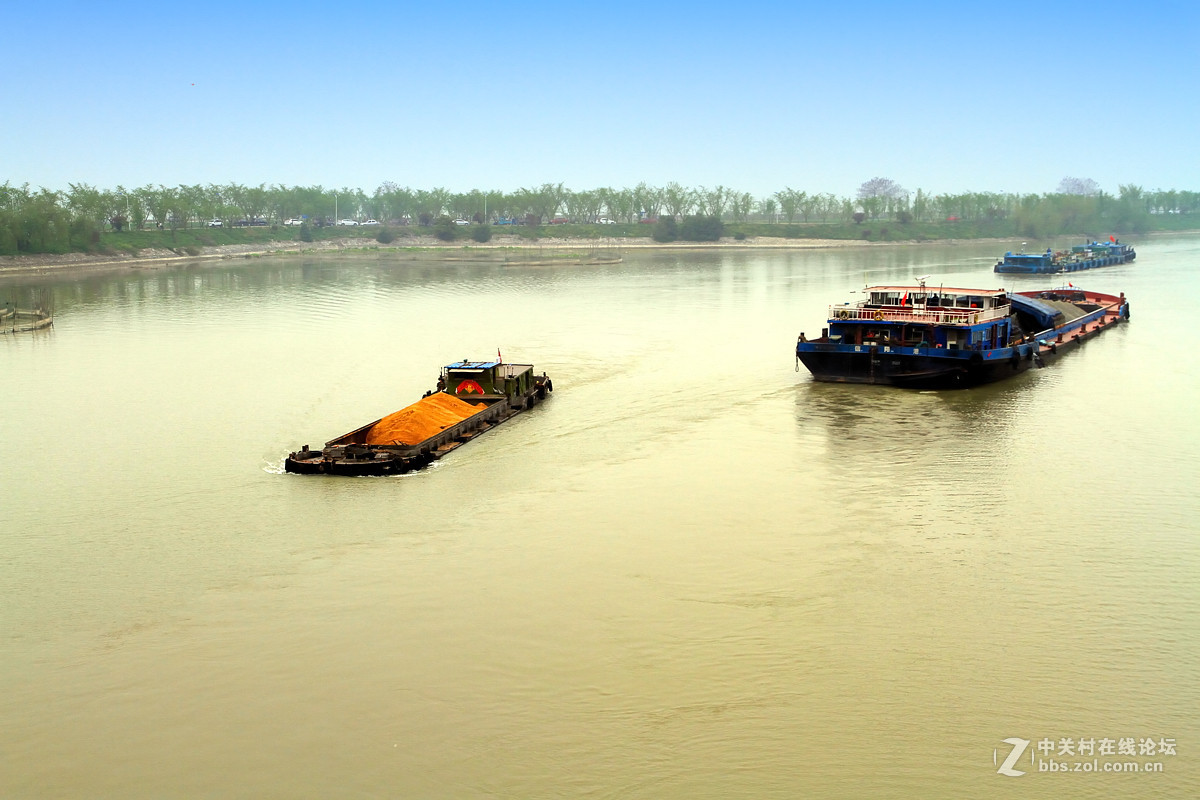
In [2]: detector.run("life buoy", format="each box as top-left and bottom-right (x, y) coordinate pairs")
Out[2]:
(872, 311), (884, 321)
(835, 309), (849, 319)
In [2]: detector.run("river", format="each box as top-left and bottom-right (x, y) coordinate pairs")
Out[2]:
(2, 236), (1198, 798)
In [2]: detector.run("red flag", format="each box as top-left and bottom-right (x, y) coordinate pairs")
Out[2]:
(901, 291), (908, 306)
(1109, 235), (1115, 242)
(1068, 282), (1074, 287)
(497, 348), (503, 363)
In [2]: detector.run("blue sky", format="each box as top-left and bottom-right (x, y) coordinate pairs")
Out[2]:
(4, 0), (1197, 199)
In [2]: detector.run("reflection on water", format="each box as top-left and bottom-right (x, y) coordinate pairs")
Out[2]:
(2, 239), (1198, 798)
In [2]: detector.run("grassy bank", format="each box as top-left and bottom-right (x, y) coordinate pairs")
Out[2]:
(11, 212), (1199, 261)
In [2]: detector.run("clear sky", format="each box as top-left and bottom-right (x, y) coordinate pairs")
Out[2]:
(4, 0), (1197, 200)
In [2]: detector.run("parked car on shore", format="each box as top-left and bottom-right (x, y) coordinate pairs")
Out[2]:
(207, 219), (223, 227)
(337, 219), (359, 226)
(361, 219), (380, 226)
(283, 218), (304, 226)
(453, 218), (470, 226)
(597, 217), (615, 225)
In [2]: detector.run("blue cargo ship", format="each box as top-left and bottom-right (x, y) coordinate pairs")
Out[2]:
(795, 280), (1129, 389)
(994, 239), (1135, 274)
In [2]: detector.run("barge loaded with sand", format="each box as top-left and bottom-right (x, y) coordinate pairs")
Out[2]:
(994, 238), (1135, 274)
(285, 359), (552, 476)
(795, 280), (1130, 389)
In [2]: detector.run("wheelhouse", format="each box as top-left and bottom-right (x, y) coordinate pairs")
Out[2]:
(821, 285), (1015, 351)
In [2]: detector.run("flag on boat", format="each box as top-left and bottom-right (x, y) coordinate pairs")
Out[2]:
(497, 348), (503, 363)
(1109, 235), (1116, 242)
(901, 291), (908, 306)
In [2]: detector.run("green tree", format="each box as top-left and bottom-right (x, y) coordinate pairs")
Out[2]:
(414, 188), (449, 224)
(696, 186), (729, 219)
(729, 191), (754, 223)
(775, 188), (801, 223)
(661, 182), (694, 219)
(757, 196), (777, 222)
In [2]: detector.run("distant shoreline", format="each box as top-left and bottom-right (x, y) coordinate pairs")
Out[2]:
(0, 234), (1029, 282)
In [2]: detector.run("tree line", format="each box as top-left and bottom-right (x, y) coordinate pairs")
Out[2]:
(1, 178), (1196, 255)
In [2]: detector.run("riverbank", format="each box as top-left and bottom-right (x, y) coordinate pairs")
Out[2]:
(0, 233), (1016, 281)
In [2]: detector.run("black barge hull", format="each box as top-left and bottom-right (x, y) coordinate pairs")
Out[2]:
(797, 349), (1039, 389)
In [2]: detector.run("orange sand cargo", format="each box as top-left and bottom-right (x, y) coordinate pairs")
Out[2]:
(365, 392), (486, 446)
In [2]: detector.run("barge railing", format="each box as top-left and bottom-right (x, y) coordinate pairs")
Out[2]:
(827, 305), (1006, 325)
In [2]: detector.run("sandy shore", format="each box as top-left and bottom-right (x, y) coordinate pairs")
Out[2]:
(0, 234), (990, 281)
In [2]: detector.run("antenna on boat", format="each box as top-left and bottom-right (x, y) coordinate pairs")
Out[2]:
(916, 274), (930, 289)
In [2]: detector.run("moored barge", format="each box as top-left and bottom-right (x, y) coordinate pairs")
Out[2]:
(994, 238), (1135, 274)
(795, 281), (1129, 389)
(285, 360), (552, 476)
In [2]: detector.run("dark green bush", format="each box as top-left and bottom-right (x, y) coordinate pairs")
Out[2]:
(471, 224), (492, 243)
(434, 216), (457, 241)
(679, 215), (723, 241)
(652, 217), (678, 242)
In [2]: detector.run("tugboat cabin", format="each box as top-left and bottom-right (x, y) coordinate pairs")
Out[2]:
(821, 286), (1015, 351)
(440, 360), (537, 401)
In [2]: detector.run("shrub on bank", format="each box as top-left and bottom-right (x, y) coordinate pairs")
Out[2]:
(434, 217), (457, 242)
(652, 217), (678, 243)
(680, 215), (723, 242)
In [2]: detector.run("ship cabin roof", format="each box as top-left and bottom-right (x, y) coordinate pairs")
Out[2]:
(446, 360), (501, 370)
(1002, 252), (1054, 265)
(444, 360), (534, 379)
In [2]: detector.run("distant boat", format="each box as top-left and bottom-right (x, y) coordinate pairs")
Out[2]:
(795, 280), (1129, 389)
(994, 239), (1135, 274)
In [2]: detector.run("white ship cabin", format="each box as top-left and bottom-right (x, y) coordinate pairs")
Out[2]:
(819, 286), (1015, 350)
(863, 286), (1009, 317)
(827, 286), (1010, 325)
